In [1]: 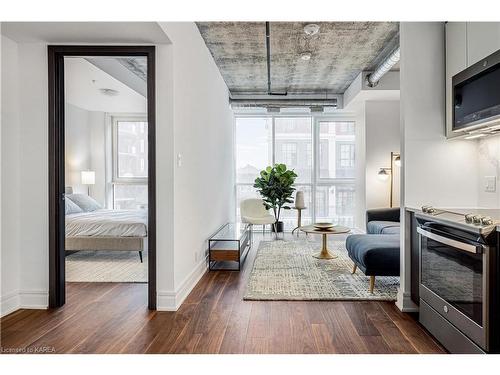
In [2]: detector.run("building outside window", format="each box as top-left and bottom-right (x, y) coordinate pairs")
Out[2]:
(306, 143), (312, 167)
(336, 142), (355, 178)
(281, 143), (297, 166)
(339, 143), (355, 167)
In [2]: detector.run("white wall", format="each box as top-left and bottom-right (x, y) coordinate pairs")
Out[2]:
(365, 101), (400, 209)
(398, 22), (480, 312)
(157, 23), (234, 309)
(88, 111), (106, 206)
(1, 35), (22, 316)
(354, 103), (366, 228)
(402, 23), (478, 210)
(477, 135), (500, 208)
(17, 42), (50, 308)
(0, 22), (234, 315)
(64, 104), (107, 203)
(65, 104), (90, 194)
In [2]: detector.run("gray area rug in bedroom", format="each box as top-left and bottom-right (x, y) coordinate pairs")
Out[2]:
(66, 251), (147, 282)
(244, 240), (399, 301)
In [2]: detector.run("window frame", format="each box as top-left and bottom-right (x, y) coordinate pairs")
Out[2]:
(111, 115), (148, 209)
(234, 113), (356, 228)
(112, 115), (149, 184)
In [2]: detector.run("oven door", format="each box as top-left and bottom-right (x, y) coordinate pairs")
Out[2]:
(418, 225), (488, 349)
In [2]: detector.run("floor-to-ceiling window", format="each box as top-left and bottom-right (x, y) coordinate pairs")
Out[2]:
(235, 113), (356, 230)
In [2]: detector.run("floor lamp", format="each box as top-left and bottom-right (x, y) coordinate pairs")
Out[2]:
(377, 152), (400, 208)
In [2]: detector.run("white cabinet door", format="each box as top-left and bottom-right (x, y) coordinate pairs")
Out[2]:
(445, 22), (467, 138)
(467, 22), (500, 66)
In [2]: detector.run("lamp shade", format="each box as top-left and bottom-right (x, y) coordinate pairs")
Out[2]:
(377, 168), (390, 181)
(295, 191), (305, 209)
(81, 170), (95, 185)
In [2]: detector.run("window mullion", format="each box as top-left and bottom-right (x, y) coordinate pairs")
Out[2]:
(271, 116), (276, 166)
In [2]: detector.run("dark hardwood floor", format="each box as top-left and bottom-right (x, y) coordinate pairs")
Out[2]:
(0, 233), (446, 354)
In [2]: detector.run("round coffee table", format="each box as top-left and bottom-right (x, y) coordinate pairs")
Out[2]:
(300, 224), (351, 259)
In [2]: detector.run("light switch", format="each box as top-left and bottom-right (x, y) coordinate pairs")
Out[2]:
(177, 153), (182, 167)
(485, 176), (496, 192)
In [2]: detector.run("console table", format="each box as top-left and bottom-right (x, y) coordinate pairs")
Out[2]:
(208, 223), (251, 271)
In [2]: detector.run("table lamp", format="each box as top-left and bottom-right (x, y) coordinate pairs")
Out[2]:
(81, 170), (95, 196)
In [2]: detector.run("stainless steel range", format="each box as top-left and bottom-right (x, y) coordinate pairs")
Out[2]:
(416, 207), (500, 353)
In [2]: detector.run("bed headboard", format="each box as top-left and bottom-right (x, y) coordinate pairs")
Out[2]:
(65, 186), (73, 195)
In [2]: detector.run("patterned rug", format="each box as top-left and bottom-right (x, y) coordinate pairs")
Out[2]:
(66, 251), (147, 282)
(244, 240), (399, 301)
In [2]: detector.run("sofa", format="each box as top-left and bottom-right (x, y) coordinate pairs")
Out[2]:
(345, 208), (400, 293)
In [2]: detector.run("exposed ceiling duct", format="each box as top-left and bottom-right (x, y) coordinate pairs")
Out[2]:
(366, 46), (400, 87)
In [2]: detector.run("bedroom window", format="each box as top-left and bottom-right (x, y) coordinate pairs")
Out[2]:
(112, 116), (148, 210)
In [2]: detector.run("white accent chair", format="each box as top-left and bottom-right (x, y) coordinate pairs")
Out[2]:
(240, 198), (276, 234)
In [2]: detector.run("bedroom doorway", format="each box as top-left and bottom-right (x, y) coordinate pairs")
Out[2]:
(48, 46), (156, 309)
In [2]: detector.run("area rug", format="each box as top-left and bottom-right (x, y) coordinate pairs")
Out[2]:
(244, 240), (399, 301)
(66, 251), (147, 282)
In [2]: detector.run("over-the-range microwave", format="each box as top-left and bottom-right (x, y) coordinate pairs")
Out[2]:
(453, 48), (500, 133)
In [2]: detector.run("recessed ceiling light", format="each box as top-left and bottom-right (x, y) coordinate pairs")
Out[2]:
(300, 52), (312, 61)
(99, 88), (119, 97)
(303, 23), (320, 36)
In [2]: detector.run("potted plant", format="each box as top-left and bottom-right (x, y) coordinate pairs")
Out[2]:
(253, 164), (297, 233)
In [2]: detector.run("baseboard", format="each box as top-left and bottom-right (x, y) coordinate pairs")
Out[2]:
(1, 291), (20, 317)
(396, 288), (419, 312)
(0, 289), (48, 318)
(157, 258), (208, 311)
(19, 290), (49, 310)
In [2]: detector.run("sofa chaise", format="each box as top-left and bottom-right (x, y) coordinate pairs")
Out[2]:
(345, 208), (400, 293)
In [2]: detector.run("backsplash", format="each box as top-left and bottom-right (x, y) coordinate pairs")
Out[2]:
(478, 134), (500, 207)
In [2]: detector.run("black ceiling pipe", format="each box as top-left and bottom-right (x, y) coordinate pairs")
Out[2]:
(265, 21), (287, 96)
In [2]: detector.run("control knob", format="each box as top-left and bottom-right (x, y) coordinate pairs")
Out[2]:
(465, 214), (474, 223)
(422, 206), (436, 214)
(481, 217), (494, 225)
(473, 215), (483, 225)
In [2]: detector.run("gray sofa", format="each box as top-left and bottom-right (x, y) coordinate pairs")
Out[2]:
(345, 208), (400, 293)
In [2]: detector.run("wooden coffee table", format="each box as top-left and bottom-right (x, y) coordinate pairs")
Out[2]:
(300, 224), (351, 259)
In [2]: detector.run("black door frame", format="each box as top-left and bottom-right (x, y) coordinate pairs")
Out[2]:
(48, 45), (156, 309)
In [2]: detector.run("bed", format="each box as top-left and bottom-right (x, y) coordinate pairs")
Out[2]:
(64, 191), (148, 262)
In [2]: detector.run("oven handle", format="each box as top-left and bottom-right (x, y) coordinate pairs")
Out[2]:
(417, 227), (482, 254)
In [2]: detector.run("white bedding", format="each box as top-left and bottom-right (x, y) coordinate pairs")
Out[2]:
(66, 209), (147, 238)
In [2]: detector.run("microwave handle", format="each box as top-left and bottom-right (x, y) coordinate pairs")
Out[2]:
(417, 227), (482, 254)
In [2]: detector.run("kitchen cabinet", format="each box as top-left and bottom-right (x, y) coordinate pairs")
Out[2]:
(445, 22), (500, 138)
(467, 23), (500, 66)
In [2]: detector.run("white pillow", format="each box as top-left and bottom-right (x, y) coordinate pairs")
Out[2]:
(65, 197), (83, 215)
(67, 194), (102, 212)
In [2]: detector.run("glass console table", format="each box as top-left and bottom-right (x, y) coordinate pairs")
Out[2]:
(208, 223), (251, 271)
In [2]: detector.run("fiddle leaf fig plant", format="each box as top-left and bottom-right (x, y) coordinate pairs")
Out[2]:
(253, 164), (298, 225)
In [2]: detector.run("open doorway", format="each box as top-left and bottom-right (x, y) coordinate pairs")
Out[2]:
(48, 46), (156, 309)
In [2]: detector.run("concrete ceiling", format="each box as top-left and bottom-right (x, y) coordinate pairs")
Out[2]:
(196, 22), (399, 95)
